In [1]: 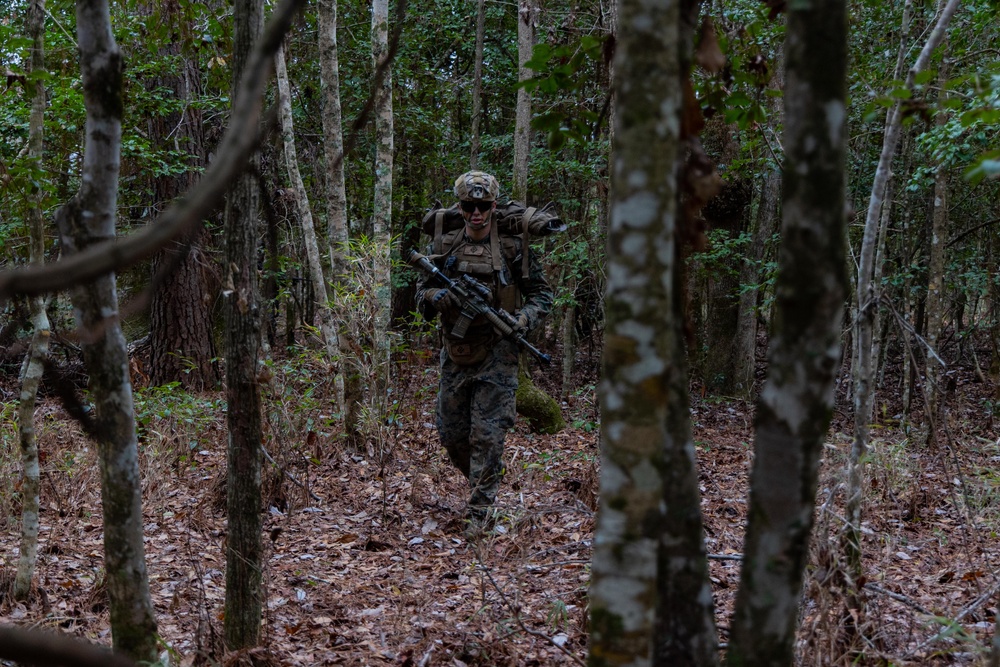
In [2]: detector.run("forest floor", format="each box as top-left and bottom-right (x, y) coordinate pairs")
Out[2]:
(1, 334), (999, 666)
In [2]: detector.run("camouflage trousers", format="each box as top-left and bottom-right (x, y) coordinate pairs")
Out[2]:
(436, 339), (519, 518)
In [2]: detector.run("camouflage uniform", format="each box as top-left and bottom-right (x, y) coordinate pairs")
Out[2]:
(416, 173), (553, 523)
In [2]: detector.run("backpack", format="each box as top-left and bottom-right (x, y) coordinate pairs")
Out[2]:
(420, 200), (566, 275)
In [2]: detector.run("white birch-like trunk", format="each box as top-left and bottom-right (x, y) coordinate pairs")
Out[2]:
(320, 0), (348, 280)
(589, 0), (715, 661)
(55, 0), (157, 658)
(371, 0), (393, 405)
(13, 0), (49, 602)
(845, 0), (961, 576)
(275, 43), (343, 381)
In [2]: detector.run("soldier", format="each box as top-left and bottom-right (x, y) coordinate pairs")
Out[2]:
(416, 171), (553, 538)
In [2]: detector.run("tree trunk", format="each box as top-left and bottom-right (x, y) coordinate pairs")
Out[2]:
(701, 174), (752, 396)
(275, 42), (343, 372)
(320, 0), (348, 281)
(470, 0), (486, 168)
(844, 0), (961, 582)
(725, 0), (848, 658)
(147, 13), (219, 391)
(588, 0), (716, 661)
(371, 0), (394, 418)
(223, 0), (265, 649)
(513, 0), (534, 201)
(14, 0), (49, 602)
(55, 0), (158, 658)
(923, 59), (951, 442)
(733, 56), (783, 400)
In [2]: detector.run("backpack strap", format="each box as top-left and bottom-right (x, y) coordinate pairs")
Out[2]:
(521, 206), (537, 275)
(489, 216), (502, 273)
(433, 209), (447, 255)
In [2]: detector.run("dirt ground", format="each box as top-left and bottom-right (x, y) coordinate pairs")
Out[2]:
(0, 334), (999, 666)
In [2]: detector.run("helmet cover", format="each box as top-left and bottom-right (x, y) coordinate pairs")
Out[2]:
(454, 171), (500, 202)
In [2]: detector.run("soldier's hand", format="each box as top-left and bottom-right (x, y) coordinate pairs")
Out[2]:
(513, 311), (530, 333)
(426, 288), (461, 316)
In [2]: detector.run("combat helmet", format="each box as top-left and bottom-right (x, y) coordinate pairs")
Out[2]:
(454, 171), (500, 202)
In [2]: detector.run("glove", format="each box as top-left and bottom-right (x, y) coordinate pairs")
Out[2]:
(426, 288), (461, 316)
(513, 311), (530, 333)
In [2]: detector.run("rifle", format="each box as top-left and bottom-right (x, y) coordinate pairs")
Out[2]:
(408, 250), (551, 366)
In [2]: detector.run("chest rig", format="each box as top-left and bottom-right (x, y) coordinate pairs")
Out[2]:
(430, 209), (528, 315)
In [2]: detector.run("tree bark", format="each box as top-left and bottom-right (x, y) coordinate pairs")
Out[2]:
(55, 0), (158, 659)
(845, 0), (960, 581)
(371, 0), (394, 428)
(725, 0), (848, 659)
(588, 0), (716, 662)
(276, 42), (342, 371)
(733, 56), (784, 400)
(320, 0), (348, 280)
(14, 0), (49, 602)
(223, 0), (265, 649)
(470, 0), (486, 168)
(513, 0), (534, 201)
(923, 59), (951, 441)
(146, 9), (219, 391)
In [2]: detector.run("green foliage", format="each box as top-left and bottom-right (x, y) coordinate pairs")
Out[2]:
(133, 383), (224, 449)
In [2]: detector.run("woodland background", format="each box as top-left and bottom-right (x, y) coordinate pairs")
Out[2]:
(0, 0), (999, 663)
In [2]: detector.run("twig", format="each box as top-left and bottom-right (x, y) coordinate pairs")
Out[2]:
(261, 444), (323, 502)
(864, 583), (934, 615)
(473, 553), (587, 667)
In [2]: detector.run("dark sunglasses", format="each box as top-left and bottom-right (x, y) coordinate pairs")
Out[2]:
(460, 200), (493, 213)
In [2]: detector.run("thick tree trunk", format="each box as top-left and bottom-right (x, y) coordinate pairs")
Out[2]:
(55, 0), (158, 659)
(223, 0), (265, 649)
(725, 0), (848, 660)
(588, 0), (716, 662)
(147, 22), (219, 391)
(14, 0), (48, 602)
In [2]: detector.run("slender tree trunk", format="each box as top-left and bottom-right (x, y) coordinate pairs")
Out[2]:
(725, 0), (848, 658)
(55, 0), (158, 658)
(923, 59), (951, 442)
(513, 0), (534, 200)
(470, 0), (486, 168)
(733, 56), (783, 399)
(275, 42), (342, 368)
(13, 0), (49, 602)
(223, 0), (264, 649)
(371, 0), (394, 412)
(844, 0), (960, 580)
(320, 0), (348, 280)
